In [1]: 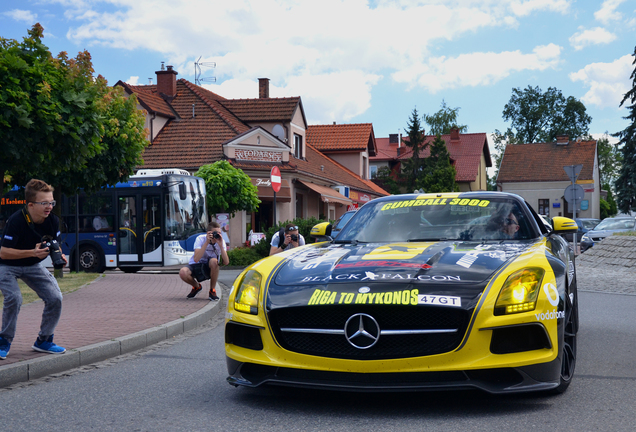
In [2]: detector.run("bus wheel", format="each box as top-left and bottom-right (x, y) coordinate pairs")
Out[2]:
(119, 266), (142, 273)
(79, 246), (105, 273)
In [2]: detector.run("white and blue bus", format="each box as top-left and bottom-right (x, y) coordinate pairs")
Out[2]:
(0, 169), (208, 273)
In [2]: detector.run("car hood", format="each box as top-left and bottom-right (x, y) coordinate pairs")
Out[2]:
(267, 240), (537, 309)
(586, 229), (628, 238)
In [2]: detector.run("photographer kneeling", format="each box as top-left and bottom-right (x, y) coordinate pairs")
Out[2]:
(0, 179), (68, 360)
(269, 224), (305, 256)
(179, 222), (229, 301)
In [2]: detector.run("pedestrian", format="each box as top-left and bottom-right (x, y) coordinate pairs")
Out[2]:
(269, 223), (305, 255)
(179, 221), (229, 300)
(0, 179), (67, 360)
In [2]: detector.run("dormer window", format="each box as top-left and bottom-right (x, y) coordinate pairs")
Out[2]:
(293, 134), (303, 159)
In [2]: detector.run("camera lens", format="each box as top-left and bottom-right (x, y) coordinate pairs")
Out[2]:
(213, 232), (221, 239)
(291, 234), (298, 241)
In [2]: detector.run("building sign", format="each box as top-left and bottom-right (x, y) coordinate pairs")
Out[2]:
(235, 149), (282, 162)
(255, 178), (272, 187)
(350, 190), (371, 203)
(1, 197), (26, 206)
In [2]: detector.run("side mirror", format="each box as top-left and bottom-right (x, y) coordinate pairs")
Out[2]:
(310, 222), (333, 242)
(551, 216), (578, 234)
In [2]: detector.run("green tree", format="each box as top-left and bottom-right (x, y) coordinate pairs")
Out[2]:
(614, 45), (636, 214)
(195, 161), (260, 218)
(419, 135), (458, 193)
(423, 100), (467, 136)
(372, 166), (401, 195)
(401, 108), (427, 192)
(596, 133), (622, 187)
(600, 184), (618, 218)
(501, 85), (591, 144)
(0, 24), (105, 190)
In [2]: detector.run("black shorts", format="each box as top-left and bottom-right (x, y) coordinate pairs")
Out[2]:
(188, 262), (211, 282)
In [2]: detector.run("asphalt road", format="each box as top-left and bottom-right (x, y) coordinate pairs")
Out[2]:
(0, 271), (635, 431)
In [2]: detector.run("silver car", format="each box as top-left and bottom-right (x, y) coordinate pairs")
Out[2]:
(580, 216), (636, 252)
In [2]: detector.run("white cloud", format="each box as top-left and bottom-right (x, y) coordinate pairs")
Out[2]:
(3, 9), (38, 24)
(569, 27), (617, 51)
(509, 0), (570, 17)
(125, 76), (140, 85)
(392, 44), (562, 92)
(569, 55), (633, 109)
(594, 0), (626, 25)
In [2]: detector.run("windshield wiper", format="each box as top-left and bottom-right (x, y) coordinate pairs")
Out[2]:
(407, 238), (449, 242)
(333, 239), (367, 245)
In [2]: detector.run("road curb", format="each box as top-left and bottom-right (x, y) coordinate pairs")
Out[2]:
(0, 288), (224, 388)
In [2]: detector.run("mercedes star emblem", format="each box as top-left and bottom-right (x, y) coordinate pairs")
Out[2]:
(344, 313), (380, 349)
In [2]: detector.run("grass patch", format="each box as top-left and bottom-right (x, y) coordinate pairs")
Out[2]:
(1, 272), (101, 307)
(614, 231), (636, 236)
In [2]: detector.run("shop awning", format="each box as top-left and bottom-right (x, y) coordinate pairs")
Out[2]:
(298, 180), (352, 206)
(250, 178), (291, 202)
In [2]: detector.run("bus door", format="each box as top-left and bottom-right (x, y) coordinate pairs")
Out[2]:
(116, 192), (163, 267)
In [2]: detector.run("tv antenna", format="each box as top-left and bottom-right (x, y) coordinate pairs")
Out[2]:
(194, 56), (216, 85)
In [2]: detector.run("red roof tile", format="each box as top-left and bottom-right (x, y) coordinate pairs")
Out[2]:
(219, 97), (304, 124)
(388, 133), (491, 183)
(115, 81), (175, 118)
(306, 123), (377, 156)
(497, 140), (597, 183)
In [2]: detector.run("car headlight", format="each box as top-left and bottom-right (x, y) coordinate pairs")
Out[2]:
(581, 234), (590, 241)
(494, 268), (545, 316)
(234, 270), (262, 315)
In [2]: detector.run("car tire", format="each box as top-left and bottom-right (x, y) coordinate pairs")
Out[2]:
(78, 245), (106, 273)
(550, 287), (578, 394)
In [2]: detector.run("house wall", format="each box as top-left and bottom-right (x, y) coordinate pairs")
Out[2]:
(328, 152), (363, 178)
(290, 110), (306, 158)
(499, 181), (600, 219)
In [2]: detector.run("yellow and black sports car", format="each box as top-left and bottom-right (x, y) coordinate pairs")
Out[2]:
(225, 192), (579, 394)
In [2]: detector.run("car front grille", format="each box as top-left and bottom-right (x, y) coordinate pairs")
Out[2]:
(268, 305), (471, 360)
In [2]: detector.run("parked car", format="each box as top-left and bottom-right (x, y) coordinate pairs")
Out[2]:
(330, 209), (357, 238)
(563, 217), (601, 243)
(225, 192), (580, 394)
(580, 216), (636, 252)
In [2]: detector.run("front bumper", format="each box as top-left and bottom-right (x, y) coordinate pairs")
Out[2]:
(226, 356), (561, 394)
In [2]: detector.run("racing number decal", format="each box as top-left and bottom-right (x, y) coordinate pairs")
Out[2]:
(363, 244), (431, 260)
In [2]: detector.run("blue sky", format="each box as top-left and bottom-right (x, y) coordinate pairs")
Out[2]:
(2, 0), (634, 150)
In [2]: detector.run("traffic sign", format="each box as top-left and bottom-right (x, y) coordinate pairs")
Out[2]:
(563, 164), (583, 183)
(564, 184), (584, 204)
(270, 166), (281, 193)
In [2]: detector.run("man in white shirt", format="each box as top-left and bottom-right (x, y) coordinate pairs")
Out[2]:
(179, 222), (229, 300)
(269, 224), (305, 255)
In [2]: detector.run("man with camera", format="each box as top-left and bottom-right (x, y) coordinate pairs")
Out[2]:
(179, 221), (229, 300)
(0, 179), (67, 360)
(269, 224), (306, 256)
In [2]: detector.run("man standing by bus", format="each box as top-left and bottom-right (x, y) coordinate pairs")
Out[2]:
(0, 179), (67, 360)
(179, 221), (229, 301)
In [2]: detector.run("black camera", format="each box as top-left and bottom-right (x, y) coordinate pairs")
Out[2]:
(291, 234), (298, 242)
(212, 232), (221, 240)
(41, 235), (65, 269)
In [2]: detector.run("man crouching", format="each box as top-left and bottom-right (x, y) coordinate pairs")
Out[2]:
(179, 222), (229, 301)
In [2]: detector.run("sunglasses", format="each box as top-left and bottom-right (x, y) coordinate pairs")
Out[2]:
(505, 218), (518, 226)
(286, 226), (299, 231)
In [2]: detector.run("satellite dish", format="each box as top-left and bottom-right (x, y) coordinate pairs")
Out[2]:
(272, 124), (286, 142)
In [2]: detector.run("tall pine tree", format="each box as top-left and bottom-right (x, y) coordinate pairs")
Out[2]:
(614, 45), (636, 213)
(401, 108), (427, 192)
(420, 135), (458, 193)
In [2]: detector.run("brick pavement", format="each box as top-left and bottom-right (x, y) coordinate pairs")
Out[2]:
(0, 273), (214, 367)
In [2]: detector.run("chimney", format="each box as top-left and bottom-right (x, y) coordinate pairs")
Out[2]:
(258, 78), (269, 98)
(389, 134), (398, 144)
(450, 127), (460, 141)
(556, 135), (569, 145)
(156, 64), (178, 98)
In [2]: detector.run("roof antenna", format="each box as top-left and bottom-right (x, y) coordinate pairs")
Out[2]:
(194, 56), (217, 85)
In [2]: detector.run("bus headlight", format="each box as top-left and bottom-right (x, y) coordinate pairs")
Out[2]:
(494, 268), (544, 315)
(234, 270), (262, 315)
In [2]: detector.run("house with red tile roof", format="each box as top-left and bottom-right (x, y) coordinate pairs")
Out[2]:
(370, 129), (492, 192)
(116, 66), (388, 247)
(497, 136), (600, 219)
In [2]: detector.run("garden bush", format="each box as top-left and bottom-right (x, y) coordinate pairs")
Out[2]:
(227, 247), (264, 267)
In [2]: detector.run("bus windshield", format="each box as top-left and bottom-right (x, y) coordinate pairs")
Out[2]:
(165, 176), (208, 241)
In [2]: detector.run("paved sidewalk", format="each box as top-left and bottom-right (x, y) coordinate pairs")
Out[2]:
(0, 272), (225, 387)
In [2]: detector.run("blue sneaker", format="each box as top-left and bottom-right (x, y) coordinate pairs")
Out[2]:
(32, 335), (66, 354)
(0, 337), (10, 360)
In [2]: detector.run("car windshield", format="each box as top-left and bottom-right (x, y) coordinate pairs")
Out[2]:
(580, 219), (600, 229)
(594, 218), (635, 230)
(336, 195), (538, 242)
(334, 211), (355, 230)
